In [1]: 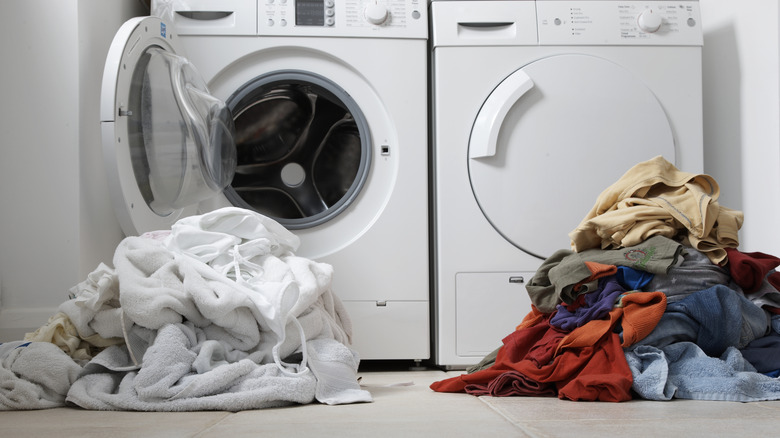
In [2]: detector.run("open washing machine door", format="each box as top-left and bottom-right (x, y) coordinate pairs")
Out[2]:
(102, 16), (373, 238)
(101, 16), (236, 235)
(468, 53), (676, 260)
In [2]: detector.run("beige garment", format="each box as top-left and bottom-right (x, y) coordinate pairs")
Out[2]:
(569, 156), (743, 264)
(24, 312), (123, 362)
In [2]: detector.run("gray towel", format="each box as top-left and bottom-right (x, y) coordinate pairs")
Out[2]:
(66, 323), (317, 411)
(0, 341), (81, 410)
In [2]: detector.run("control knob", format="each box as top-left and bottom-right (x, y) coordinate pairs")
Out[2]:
(364, 2), (389, 25)
(637, 8), (663, 33)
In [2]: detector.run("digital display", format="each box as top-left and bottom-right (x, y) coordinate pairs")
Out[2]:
(296, 0), (325, 26)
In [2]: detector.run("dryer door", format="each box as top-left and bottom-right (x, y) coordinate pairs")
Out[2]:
(468, 54), (675, 259)
(101, 16), (236, 235)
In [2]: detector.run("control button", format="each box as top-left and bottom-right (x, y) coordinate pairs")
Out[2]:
(637, 8), (662, 33)
(325, 17), (335, 26)
(554, 18), (562, 26)
(267, 18), (274, 27)
(325, 0), (334, 7)
(687, 17), (697, 27)
(412, 10), (420, 20)
(280, 18), (287, 26)
(364, 2), (389, 25)
(326, 9), (334, 17)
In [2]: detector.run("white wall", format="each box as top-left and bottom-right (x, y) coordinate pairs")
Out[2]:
(0, 1), (81, 340)
(0, 0), (146, 341)
(700, 0), (780, 254)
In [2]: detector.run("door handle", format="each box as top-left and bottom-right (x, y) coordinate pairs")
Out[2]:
(469, 70), (534, 158)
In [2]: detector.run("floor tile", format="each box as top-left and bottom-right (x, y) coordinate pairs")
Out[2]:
(197, 370), (525, 437)
(511, 416), (780, 438)
(0, 408), (230, 438)
(480, 396), (780, 422)
(480, 396), (780, 438)
(5, 370), (780, 438)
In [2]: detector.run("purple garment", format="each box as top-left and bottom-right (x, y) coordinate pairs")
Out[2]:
(550, 276), (626, 332)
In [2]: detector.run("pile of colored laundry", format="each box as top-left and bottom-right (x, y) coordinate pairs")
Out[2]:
(431, 156), (780, 402)
(1, 207), (371, 411)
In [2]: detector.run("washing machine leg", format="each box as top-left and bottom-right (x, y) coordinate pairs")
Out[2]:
(409, 360), (427, 371)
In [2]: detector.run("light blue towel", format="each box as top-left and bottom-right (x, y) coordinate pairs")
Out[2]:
(627, 342), (780, 402)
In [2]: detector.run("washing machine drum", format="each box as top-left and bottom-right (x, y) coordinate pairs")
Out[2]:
(224, 73), (371, 230)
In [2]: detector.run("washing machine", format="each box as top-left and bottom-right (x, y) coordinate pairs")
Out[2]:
(431, 0), (704, 368)
(101, 0), (430, 361)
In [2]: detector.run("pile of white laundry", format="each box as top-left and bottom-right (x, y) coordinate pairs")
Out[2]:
(1, 207), (372, 411)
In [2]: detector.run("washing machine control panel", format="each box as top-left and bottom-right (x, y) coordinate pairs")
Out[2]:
(260, 0), (427, 38)
(537, 0), (702, 45)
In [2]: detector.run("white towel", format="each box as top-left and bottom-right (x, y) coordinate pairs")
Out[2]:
(165, 206), (300, 275)
(306, 338), (372, 405)
(58, 263), (124, 341)
(115, 236), (274, 352)
(18, 207), (367, 412)
(161, 207), (354, 370)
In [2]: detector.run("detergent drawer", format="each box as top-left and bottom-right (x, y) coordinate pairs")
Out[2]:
(172, 0), (257, 35)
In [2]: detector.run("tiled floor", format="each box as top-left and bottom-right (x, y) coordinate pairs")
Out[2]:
(3, 367), (780, 437)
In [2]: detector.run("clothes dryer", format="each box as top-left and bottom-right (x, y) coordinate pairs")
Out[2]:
(101, 0), (430, 361)
(431, 0), (704, 367)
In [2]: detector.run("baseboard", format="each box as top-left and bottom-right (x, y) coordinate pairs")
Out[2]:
(0, 307), (58, 342)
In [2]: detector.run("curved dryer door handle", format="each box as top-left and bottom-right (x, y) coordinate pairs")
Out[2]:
(469, 70), (534, 158)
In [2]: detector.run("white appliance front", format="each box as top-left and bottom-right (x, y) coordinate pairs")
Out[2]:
(431, 0), (704, 367)
(101, 0), (430, 361)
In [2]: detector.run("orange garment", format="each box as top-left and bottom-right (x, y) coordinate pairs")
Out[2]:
(432, 290), (666, 402)
(516, 306), (547, 330)
(579, 262), (617, 289)
(554, 291), (666, 356)
(619, 291), (668, 346)
(432, 313), (634, 402)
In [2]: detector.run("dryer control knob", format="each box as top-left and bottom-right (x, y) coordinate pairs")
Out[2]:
(364, 3), (389, 25)
(637, 9), (663, 33)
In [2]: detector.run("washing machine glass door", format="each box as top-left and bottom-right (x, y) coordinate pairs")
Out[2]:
(101, 16), (236, 235)
(468, 54), (675, 259)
